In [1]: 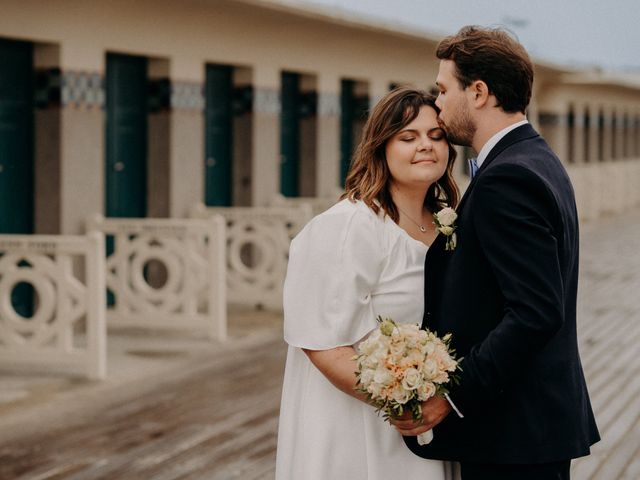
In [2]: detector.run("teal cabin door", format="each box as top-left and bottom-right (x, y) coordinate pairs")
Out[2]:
(0, 38), (35, 318)
(204, 64), (233, 206)
(105, 53), (148, 218)
(0, 38), (34, 234)
(105, 54), (147, 306)
(280, 72), (300, 197)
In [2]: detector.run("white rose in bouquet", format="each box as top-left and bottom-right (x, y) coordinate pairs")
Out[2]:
(401, 368), (423, 391)
(422, 358), (439, 380)
(417, 381), (437, 402)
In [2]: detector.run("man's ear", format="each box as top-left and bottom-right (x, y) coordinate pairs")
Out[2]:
(469, 80), (490, 108)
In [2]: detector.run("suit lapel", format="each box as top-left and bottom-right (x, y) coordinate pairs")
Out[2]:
(455, 124), (540, 213)
(426, 125), (540, 268)
(425, 227), (446, 264)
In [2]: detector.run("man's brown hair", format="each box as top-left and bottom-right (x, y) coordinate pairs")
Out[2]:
(436, 26), (533, 114)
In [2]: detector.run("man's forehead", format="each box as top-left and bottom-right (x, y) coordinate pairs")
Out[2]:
(436, 62), (457, 85)
(438, 60), (455, 74)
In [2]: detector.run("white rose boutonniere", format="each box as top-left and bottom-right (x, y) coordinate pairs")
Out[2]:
(433, 207), (458, 251)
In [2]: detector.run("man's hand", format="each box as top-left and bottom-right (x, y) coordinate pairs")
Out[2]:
(390, 396), (452, 436)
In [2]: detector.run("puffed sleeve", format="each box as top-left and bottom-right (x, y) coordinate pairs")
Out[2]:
(283, 203), (386, 350)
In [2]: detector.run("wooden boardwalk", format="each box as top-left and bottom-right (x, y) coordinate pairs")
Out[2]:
(570, 211), (640, 480)
(0, 210), (639, 479)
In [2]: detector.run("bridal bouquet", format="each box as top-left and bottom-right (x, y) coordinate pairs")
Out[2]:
(355, 317), (460, 445)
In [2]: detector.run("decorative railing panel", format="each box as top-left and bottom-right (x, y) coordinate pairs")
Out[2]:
(0, 233), (106, 379)
(87, 216), (227, 340)
(191, 204), (313, 310)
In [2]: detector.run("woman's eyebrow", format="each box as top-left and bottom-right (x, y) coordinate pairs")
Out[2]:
(397, 127), (443, 135)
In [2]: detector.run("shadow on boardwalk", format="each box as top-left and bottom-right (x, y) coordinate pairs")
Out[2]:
(0, 210), (639, 479)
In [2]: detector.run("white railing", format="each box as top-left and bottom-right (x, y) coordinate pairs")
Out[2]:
(567, 158), (640, 222)
(87, 215), (227, 341)
(191, 204), (313, 310)
(0, 233), (106, 379)
(270, 193), (339, 216)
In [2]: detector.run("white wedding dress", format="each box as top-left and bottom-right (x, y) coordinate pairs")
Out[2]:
(275, 199), (446, 480)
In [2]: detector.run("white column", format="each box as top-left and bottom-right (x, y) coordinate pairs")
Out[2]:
(59, 47), (104, 234)
(540, 109), (568, 164)
(316, 73), (341, 198)
(369, 77), (389, 112)
(251, 66), (281, 206)
(168, 60), (204, 218)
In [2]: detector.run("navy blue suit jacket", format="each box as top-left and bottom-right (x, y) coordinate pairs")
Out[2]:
(405, 124), (600, 464)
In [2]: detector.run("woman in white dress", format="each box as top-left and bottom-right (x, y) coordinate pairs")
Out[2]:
(276, 87), (459, 480)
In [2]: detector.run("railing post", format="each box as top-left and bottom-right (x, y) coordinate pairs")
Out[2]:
(208, 215), (227, 341)
(86, 231), (107, 379)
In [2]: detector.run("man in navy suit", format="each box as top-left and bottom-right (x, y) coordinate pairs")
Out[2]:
(393, 26), (600, 479)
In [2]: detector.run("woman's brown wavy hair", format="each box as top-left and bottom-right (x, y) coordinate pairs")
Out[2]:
(341, 86), (459, 222)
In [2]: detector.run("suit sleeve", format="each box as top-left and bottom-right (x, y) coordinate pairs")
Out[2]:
(449, 163), (565, 413)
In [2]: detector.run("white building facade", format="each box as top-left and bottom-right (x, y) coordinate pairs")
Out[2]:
(0, 0), (638, 237)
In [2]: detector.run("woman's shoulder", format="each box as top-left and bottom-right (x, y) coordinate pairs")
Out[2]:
(325, 197), (379, 218)
(293, 199), (384, 249)
(308, 198), (381, 231)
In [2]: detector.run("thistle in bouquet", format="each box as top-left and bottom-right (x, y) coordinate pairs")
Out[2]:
(354, 316), (460, 445)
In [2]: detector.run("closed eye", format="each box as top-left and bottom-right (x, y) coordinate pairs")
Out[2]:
(428, 128), (446, 141)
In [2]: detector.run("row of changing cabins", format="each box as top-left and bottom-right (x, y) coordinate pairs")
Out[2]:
(1, 26), (370, 380)
(2, 0), (640, 381)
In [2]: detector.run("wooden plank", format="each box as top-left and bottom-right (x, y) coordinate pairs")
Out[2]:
(592, 415), (640, 480)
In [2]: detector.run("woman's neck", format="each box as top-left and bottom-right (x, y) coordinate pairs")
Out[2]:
(390, 184), (437, 246)
(391, 185), (429, 219)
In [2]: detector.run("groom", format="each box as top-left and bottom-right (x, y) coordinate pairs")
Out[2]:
(393, 26), (600, 479)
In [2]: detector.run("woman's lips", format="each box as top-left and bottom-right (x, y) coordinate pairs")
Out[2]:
(412, 158), (436, 164)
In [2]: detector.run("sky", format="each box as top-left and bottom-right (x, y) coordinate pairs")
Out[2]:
(287, 0), (640, 72)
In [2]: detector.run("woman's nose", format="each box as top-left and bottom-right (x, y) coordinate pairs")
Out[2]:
(417, 136), (432, 151)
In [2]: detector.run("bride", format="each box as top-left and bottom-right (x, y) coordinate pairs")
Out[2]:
(275, 87), (459, 479)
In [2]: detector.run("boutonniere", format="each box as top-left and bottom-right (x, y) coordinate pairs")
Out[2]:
(433, 207), (458, 251)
